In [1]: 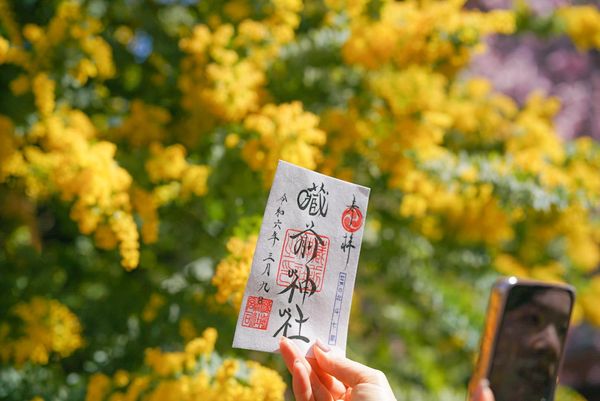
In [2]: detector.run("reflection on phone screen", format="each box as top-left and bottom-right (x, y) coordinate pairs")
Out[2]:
(489, 286), (573, 401)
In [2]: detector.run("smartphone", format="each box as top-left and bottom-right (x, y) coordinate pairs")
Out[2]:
(468, 277), (575, 401)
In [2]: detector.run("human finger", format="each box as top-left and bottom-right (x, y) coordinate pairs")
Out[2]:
(280, 336), (305, 373)
(293, 359), (314, 401)
(279, 337), (334, 401)
(307, 357), (347, 399)
(308, 364), (335, 401)
(313, 341), (389, 388)
(351, 383), (397, 400)
(471, 380), (495, 401)
(282, 337), (346, 398)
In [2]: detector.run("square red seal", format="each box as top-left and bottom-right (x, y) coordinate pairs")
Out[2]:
(276, 228), (330, 292)
(242, 296), (273, 330)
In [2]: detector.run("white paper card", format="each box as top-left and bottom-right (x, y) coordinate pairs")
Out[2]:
(232, 160), (370, 356)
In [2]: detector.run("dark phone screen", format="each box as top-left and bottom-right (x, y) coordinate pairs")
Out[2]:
(488, 286), (573, 401)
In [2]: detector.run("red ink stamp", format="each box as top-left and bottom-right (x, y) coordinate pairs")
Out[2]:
(242, 296), (273, 330)
(276, 228), (330, 292)
(341, 203), (363, 233)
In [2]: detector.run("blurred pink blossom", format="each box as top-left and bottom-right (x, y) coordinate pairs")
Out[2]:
(468, 34), (600, 139)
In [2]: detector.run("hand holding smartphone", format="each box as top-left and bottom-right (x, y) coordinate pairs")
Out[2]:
(469, 277), (575, 401)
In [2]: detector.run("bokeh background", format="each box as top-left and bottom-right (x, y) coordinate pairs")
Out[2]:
(0, 0), (599, 400)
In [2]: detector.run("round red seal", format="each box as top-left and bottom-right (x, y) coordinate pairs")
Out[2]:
(341, 206), (363, 233)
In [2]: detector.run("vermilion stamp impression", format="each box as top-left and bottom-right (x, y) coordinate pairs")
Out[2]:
(341, 202), (363, 233)
(276, 228), (330, 292)
(242, 296), (273, 330)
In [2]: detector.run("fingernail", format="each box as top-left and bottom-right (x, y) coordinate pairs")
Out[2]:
(480, 379), (489, 389)
(315, 338), (331, 352)
(279, 336), (287, 345)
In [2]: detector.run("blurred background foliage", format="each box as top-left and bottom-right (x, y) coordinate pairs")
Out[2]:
(0, 0), (599, 400)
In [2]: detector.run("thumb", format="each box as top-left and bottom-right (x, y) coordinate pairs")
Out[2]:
(313, 341), (388, 388)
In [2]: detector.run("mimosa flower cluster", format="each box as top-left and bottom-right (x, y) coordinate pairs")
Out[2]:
(213, 235), (258, 309)
(84, 327), (285, 401)
(0, 297), (83, 366)
(0, 0), (598, 400)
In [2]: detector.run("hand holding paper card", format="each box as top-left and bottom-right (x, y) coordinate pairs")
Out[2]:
(233, 161), (370, 356)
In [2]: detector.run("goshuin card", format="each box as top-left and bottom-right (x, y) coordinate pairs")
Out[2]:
(232, 160), (370, 356)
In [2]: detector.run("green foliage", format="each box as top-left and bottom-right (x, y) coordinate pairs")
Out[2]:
(0, 1), (597, 400)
